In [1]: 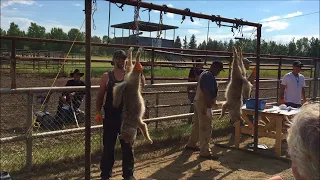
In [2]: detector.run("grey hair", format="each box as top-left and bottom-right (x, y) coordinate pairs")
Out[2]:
(287, 103), (319, 180)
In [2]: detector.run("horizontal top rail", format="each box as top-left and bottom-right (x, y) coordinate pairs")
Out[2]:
(1, 78), (318, 94)
(107, 0), (260, 27)
(9, 56), (314, 68)
(1, 36), (319, 61)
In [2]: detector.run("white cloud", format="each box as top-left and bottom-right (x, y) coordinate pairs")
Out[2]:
(1, 16), (34, 32)
(284, 11), (302, 18)
(263, 21), (289, 32)
(261, 16), (280, 22)
(264, 34), (319, 44)
(242, 26), (255, 32)
(1, 16), (78, 33)
(1, 0), (36, 8)
(187, 29), (200, 34)
(166, 4), (174, 19)
(73, 3), (81, 7)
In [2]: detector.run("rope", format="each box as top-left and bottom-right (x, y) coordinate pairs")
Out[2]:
(27, 8), (98, 136)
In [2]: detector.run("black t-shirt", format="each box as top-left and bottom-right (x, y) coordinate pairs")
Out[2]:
(63, 79), (86, 108)
(188, 67), (204, 82)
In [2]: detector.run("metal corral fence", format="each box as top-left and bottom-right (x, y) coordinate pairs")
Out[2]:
(1, 79), (319, 173)
(1, 35), (320, 88)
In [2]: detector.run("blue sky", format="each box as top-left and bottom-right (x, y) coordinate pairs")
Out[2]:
(1, 0), (319, 45)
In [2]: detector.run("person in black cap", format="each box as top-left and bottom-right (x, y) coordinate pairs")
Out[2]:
(95, 49), (145, 180)
(60, 69), (86, 109)
(279, 60), (307, 108)
(187, 58), (204, 123)
(185, 61), (224, 160)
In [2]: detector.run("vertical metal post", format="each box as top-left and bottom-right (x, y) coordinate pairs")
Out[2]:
(173, 29), (175, 41)
(122, 29), (124, 44)
(84, 0), (92, 179)
(26, 93), (33, 170)
(254, 25), (262, 152)
(10, 39), (16, 89)
(309, 66), (313, 99)
(151, 48), (155, 84)
(313, 60), (319, 101)
(164, 30), (166, 39)
(228, 56), (232, 81)
(155, 94), (159, 129)
(276, 58), (282, 102)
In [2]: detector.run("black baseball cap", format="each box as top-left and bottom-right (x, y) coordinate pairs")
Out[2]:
(211, 61), (225, 71)
(292, 60), (303, 67)
(113, 50), (127, 60)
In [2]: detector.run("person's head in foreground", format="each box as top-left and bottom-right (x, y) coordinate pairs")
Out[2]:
(287, 103), (319, 180)
(292, 60), (303, 75)
(209, 61), (224, 76)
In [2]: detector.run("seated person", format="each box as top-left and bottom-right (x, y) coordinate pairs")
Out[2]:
(187, 58), (204, 123)
(269, 102), (319, 180)
(59, 69), (86, 110)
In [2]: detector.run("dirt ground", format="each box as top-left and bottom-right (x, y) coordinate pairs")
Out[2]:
(14, 139), (293, 180)
(1, 72), (295, 180)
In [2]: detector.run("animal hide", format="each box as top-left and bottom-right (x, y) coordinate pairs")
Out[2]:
(219, 46), (253, 125)
(113, 47), (153, 144)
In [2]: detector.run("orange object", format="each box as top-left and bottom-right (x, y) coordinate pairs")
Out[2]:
(252, 66), (257, 74)
(279, 99), (285, 105)
(135, 62), (143, 72)
(95, 113), (102, 125)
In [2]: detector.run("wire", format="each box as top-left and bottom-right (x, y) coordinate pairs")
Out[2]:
(27, 8), (98, 136)
(172, 11), (319, 30)
(261, 11), (319, 23)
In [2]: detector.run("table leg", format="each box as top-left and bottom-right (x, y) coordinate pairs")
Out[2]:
(234, 121), (240, 148)
(275, 117), (283, 156)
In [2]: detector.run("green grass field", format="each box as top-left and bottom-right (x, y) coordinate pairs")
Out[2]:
(3, 55), (312, 79)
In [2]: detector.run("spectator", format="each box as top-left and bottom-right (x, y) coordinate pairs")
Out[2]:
(279, 60), (307, 108)
(60, 69), (86, 109)
(269, 102), (319, 180)
(95, 49), (145, 180)
(185, 61), (224, 160)
(187, 58), (204, 123)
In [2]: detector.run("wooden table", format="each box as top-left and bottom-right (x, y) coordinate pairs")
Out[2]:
(234, 105), (300, 157)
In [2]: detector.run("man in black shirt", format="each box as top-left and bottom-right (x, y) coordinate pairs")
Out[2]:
(61, 69), (86, 109)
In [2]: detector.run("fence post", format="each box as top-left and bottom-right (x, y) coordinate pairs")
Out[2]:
(227, 55), (232, 81)
(151, 48), (155, 84)
(145, 100), (150, 119)
(26, 93), (34, 170)
(10, 39), (16, 89)
(309, 66), (313, 99)
(155, 93), (159, 129)
(312, 60), (319, 101)
(276, 58), (282, 102)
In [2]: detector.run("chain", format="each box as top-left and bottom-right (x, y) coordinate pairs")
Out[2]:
(157, 11), (164, 39)
(133, 0), (141, 45)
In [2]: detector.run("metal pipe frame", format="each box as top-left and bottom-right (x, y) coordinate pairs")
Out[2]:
(84, 0), (92, 179)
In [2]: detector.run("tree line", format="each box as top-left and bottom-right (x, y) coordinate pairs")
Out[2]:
(1, 22), (319, 58)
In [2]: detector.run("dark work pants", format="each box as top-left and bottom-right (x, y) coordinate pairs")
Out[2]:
(100, 124), (134, 179)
